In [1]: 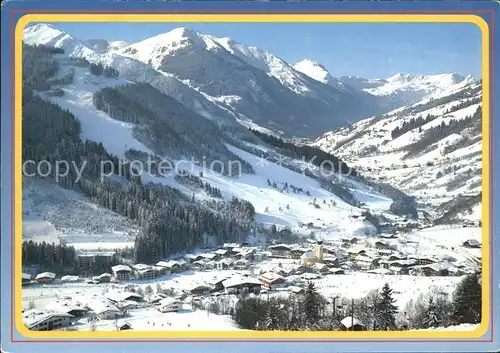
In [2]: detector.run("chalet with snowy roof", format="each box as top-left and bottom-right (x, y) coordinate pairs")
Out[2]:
(216, 258), (234, 270)
(45, 301), (89, 317)
(184, 254), (198, 263)
(329, 268), (345, 275)
(313, 263), (330, 274)
(60, 275), (79, 283)
(158, 298), (182, 313)
(22, 273), (32, 285)
(222, 276), (261, 295)
(268, 244), (292, 258)
(97, 273), (112, 283)
(23, 309), (73, 331)
(222, 243), (241, 251)
(215, 249), (229, 257)
(236, 248), (257, 260)
(409, 256), (436, 266)
(118, 321), (132, 330)
(87, 299), (121, 320)
(323, 256), (339, 267)
(258, 272), (286, 290)
(375, 241), (395, 250)
(188, 284), (212, 296)
(415, 264), (441, 277)
(106, 291), (143, 304)
(340, 316), (366, 331)
(462, 239), (481, 248)
(111, 265), (132, 280)
(77, 251), (115, 271)
(234, 259), (250, 270)
(132, 264), (157, 279)
(35, 272), (56, 284)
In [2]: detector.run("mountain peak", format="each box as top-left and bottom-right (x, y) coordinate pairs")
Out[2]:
(293, 59), (332, 84)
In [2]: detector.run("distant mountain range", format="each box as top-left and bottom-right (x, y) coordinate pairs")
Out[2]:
(24, 23), (476, 138)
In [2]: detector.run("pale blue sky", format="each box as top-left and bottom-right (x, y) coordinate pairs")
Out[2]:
(54, 22), (482, 79)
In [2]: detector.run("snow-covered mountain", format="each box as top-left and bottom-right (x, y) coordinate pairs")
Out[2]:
(117, 27), (383, 137)
(340, 73), (477, 109)
(313, 80), (482, 224)
(293, 59), (344, 89)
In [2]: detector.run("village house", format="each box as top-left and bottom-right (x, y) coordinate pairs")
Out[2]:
(188, 284), (212, 296)
(216, 258), (234, 270)
(88, 299), (121, 320)
(22, 273), (32, 285)
(410, 256), (436, 266)
(35, 272), (56, 284)
(375, 241), (394, 250)
(222, 276), (261, 295)
(157, 298), (182, 313)
(132, 264), (157, 279)
(340, 316), (366, 331)
(258, 272), (286, 290)
(23, 309), (73, 331)
(45, 301), (89, 317)
(329, 268), (345, 275)
(210, 277), (231, 292)
(184, 254), (198, 263)
(60, 275), (79, 283)
(415, 265), (441, 277)
(77, 251), (115, 272)
(268, 244), (292, 258)
(222, 243), (241, 251)
(462, 239), (481, 248)
(234, 259), (250, 270)
(215, 249), (229, 257)
(97, 273), (111, 283)
(106, 291), (143, 304)
(111, 265), (133, 280)
(290, 248), (307, 259)
(313, 263), (330, 275)
(117, 321), (132, 330)
(322, 256), (339, 267)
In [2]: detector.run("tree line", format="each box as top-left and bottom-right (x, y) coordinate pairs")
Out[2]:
(403, 106), (482, 160)
(224, 274), (481, 331)
(249, 128), (357, 177)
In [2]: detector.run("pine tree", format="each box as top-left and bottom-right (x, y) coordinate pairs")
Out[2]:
(423, 297), (440, 328)
(375, 283), (398, 330)
(264, 299), (281, 330)
(302, 282), (321, 328)
(452, 272), (481, 324)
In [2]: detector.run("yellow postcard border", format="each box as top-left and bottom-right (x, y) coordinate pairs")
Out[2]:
(14, 13), (491, 340)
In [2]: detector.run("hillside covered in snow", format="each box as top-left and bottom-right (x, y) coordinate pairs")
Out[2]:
(313, 80), (483, 224)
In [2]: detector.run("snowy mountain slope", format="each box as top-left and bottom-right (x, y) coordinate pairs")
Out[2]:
(313, 81), (483, 223)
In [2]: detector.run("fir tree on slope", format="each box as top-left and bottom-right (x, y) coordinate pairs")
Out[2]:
(423, 297), (440, 328)
(264, 298), (282, 331)
(375, 283), (399, 330)
(302, 282), (321, 329)
(452, 272), (482, 324)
